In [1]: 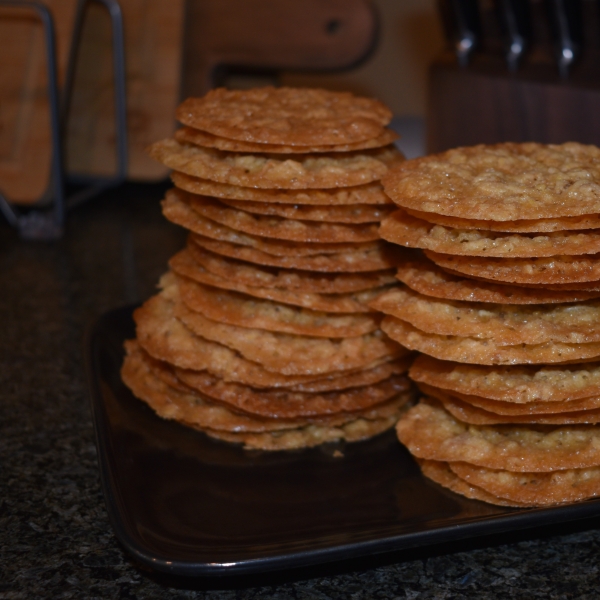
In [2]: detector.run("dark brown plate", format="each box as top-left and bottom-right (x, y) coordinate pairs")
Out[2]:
(86, 306), (600, 577)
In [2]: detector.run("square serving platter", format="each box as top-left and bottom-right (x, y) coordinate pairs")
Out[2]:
(86, 306), (600, 578)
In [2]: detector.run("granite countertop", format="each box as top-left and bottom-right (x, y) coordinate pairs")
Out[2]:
(2, 182), (600, 599)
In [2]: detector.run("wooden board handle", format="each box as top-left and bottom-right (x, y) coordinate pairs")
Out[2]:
(182, 0), (378, 98)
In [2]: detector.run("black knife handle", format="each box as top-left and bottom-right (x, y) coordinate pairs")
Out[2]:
(546, 0), (583, 78)
(497, 0), (532, 71)
(438, 0), (482, 67)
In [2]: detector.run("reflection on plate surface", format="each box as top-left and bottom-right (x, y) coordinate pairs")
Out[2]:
(86, 307), (600, 577)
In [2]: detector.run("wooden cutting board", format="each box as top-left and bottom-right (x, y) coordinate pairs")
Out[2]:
(182, 0), (377, 98)
(65, 0), (185, 181)
(66, 0), (375, 182)
(0, 1), (78, 204)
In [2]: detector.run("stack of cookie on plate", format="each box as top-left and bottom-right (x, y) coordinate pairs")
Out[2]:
(371, 141), (600, 506)
(121, 86), (415, 451)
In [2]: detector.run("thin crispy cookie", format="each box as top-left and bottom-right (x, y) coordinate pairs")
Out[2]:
(176, 368), (412, 419)
(380, 208), (600, 257)
(163, 189), (380, 256)
(372, 286), (600, 345)
(449, 462), (600, 506)
(134, 286), (383, 388)
(396, 397), (600, 471)
(409, 355), (600, 403)
(177, 274), (380, 338)
(171, 248), (387, 313)
(383, 142), (600, 221)
(426, 250), (600, 285)
(176, 300), (404, 376)
(172, 171), (393, 205)
(185, 241), (396, 293)
(204, 394), (412, 451)
(187, 194), (380, 243)
(122, 340), (301, 432)
(418, 459), (526, 507)
(417, 381), (600, 415)
(190, 233), (397, 273)
(217, 198), (393, 224)
(396, 257), (600, 304)
(126, 339), (411, 438)
(405, 208), (600, 233)
(174, 125), (399, 154)
(381, 315), (600, 365)
(149, 139), (401, 189)
(176, 87), (392, 145)
(426, 385), (600, 426)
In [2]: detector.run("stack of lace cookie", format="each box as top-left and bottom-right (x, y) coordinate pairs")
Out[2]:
(371, 141), (600, 506)
(121, 86), (415, 451)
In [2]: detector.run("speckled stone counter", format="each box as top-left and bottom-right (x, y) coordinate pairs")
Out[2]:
(3, 183), (600, 599)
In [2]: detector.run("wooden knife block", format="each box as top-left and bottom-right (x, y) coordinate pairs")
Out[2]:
(427, 54), (600, 154)
(427, 0), (600, 153)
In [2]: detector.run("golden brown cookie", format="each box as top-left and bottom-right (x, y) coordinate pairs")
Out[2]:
(372, 286), (600, 345)
(170, 248), (389, 313)
(184, 241), (396, 292)
(381, 315), (600, 365)
(177, 274), (380, 338)
(134, 285), (388, 389)
(449, 462), (600, 506)
(383, 142), (600, 220)
(405, 207), (600, 233)
(176, 87), (393, 145)
(380, 208), (600, 257)
(418, 459), (526, 507)
(204, 393), (412, 451)
(177, 300), (403, 376)
(172, 171), (392, 205)
(190, 233), (396, 273)
(425, 385), (600, 426)
(409, 355), (600, 403)
(149, 139), (401, 189)
(396, 397), (600, 471)
(125, 339), (414, 447)
(395, 257), (600, 304)
(122, 340), (303, 433)
(187, 194), (380, 243)
(425, 250), (600, 285)
(174, 125), (398, 154)
(215, 197), (393, 224)
(176, 368), (411, 419)
(162, 189), (382, 256)
(417, 381), (600, 415)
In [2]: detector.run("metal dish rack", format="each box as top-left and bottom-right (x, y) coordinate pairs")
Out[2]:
(0, 0), (127, 240)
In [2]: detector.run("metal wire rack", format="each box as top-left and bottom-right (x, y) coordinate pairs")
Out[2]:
(0, 0), (128, 240)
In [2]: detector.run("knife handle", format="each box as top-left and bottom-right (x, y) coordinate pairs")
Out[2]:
(546, 0), (583, 78)
(497, 0), (532, 72)
(438, 0), (481, 67)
